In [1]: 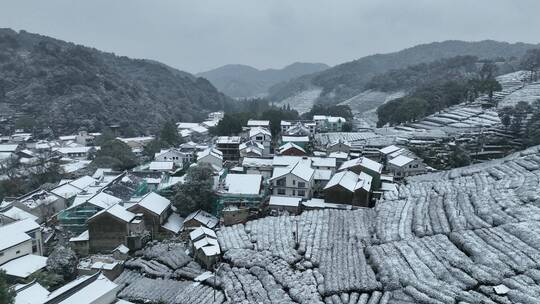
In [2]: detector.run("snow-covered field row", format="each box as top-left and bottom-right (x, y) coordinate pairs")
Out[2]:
(114, 241), (226, 303)
(216, 146), (540, 303)
(402, 105), (501, 133)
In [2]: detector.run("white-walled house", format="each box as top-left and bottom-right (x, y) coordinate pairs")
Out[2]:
(387, 155), (427, 179)
(269, 159), (314, 198)
(0, 218), (43, 265)
(249, 127), (272, 155)
(154, 148), (191, 167)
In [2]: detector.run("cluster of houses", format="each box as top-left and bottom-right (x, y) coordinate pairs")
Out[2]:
(0, 110), (433, 303)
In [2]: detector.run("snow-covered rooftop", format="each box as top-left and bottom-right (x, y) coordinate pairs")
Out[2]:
(388, 155), (414, 167)
(269, 196), (301, 207)
(134, 192), (171, 215)
(90, 204), (136, 223)
(47, 274), (119, 304)
(379, 145), (402, 155)
(69, 230), (89, 242)
(0, 206), (38, 222)
(190, 226), (217, 241)
(249, 127), (271, 138)
(247, 120), (270, 127)
(324, 171), (372, 192)
(161, 213), (184, 234)
(149, 161), (174, 171)
(282, 135), (309, 143)
(242, 157), (273, 168)
(278, 142), (306, 154)
(14, 281), (49, 304)
(184, 210), (218, 229)
(339, 157), (383, 173)
(224, 174), (262, 195)
(0, 254), (47, 278)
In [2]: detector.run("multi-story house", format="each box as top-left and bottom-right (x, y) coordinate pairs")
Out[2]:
(269, 159), (314, 199)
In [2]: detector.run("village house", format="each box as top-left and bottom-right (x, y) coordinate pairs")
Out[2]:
(239, 140), (264, 158)
(53, 146), (95, 159)
(217, 173), (264, 211)
(14, 272), (123, 304)
(387, 155), (427, 179)
(197, 148), (223, 171)
(215, 136), (241, 161)
(249, 127), (272, 155)
(154, 148), (191, 167)
(177, 122), (209, 136)
(277, 142), (306, 156)
(12, 189), (67, 223)
(280, 120), (316, 135)
(58, 191), (123, 234)
(326, 140), (351, 154)
(281, 135), (310, 149)
(323, 171), (373, 207)
(127, 192), (172, 237)
(0, 218), (43, 265)
(267, 196), (301, 214)
(87, 204), (147, 253)
(189, 227), (220, 269)
(0, 206), (38, 224)
(183, 210), (219, 230)
(148, 161), (175, 172)
(0, 143), (19, 161)
(247, 119), (270, 128)
(241, 157), (273, 178)
(269, 158), (314, 199)
(329, 151), (349, 168)
(313, 115), (346, 132)
(338, 156), (383, 187)
(311, 157), (337, 173)
(283, 122), (313, 137)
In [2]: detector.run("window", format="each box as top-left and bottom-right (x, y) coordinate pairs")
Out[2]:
(292, 190), (296, 196)
(277, 188), (286, 195)
(292, 180), (296, 185)
(0, 252), (4, 257)
(256, 136), (263, 140)
(276, 178), (286, 187)
(298, 190), (305, 197)
(298, 182), (306, 188)
(16, 250), (20, 254)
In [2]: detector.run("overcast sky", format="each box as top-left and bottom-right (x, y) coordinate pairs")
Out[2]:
(1, 0), (539, 73)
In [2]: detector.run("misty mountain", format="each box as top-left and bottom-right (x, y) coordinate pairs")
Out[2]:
(0, 28), (231, 135)
(268, 40), (540, 104)
(197, 62), (329, 98)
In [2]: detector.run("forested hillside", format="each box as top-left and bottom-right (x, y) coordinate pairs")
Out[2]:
(197, 62), (328, 98)
(268, 40), (540, 104)
(0, 28), (231, 135)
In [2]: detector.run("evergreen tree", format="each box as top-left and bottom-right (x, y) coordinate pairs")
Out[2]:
(0, 270), (15, 304)
(160, 121), (181, 147)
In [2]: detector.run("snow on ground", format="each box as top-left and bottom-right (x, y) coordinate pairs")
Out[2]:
(276, 88), (322, 114)
(498, 82), (540, 108)
(216, 145), (540, 303)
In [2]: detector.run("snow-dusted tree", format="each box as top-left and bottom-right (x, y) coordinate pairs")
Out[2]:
(46, 246), (78, 280)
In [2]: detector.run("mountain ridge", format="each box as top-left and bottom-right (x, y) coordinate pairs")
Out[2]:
(0, 28), (231, 136)
(268, 39), (540, 104)
(197, 62), (329, 98)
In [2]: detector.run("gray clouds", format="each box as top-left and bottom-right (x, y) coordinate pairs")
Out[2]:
(0, 0), (538, 73)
